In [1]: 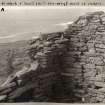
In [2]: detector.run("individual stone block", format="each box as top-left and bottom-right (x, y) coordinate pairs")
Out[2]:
(87, 56), (104, 65)
(94, 82), (105, 88)
(0, 88), (12, 95)
(95, 48), (105, 53)
(0, 95), (7, 101)
(95, 43), (105, 49)
(8, 83), (38, 100)
(0, 82), (16, 92)
(89, 76), (103, 82)
(84, 70), (96, 77)
(83, 64), (96, 69)
(55, 38), (69, 44)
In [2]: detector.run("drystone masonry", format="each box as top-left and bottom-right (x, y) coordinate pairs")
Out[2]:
(0, 32), (69, 102)
(1, 11), (105, 103)
(62, 11), (105, 103)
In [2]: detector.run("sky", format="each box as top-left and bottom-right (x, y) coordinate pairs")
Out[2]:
(0, 6), (105, 43)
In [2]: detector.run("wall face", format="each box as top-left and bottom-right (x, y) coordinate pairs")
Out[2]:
(26, 11), (105, 103)
(62, 11), (105, 103)
(27, 32), (69, 102)
(0, 32), (70, 102)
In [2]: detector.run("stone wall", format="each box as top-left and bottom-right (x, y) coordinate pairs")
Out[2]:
(0, 32), (69, 102)
(0, 11), (105, 103)
(62, 11), (105, 103)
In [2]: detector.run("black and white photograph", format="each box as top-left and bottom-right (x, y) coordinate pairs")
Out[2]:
(0, 5), (105, 103)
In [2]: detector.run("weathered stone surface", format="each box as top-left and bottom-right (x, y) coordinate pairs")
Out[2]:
(8, 83), (38, 100)
(0, 95), (7, 101)
(1, 11), (105, 103)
